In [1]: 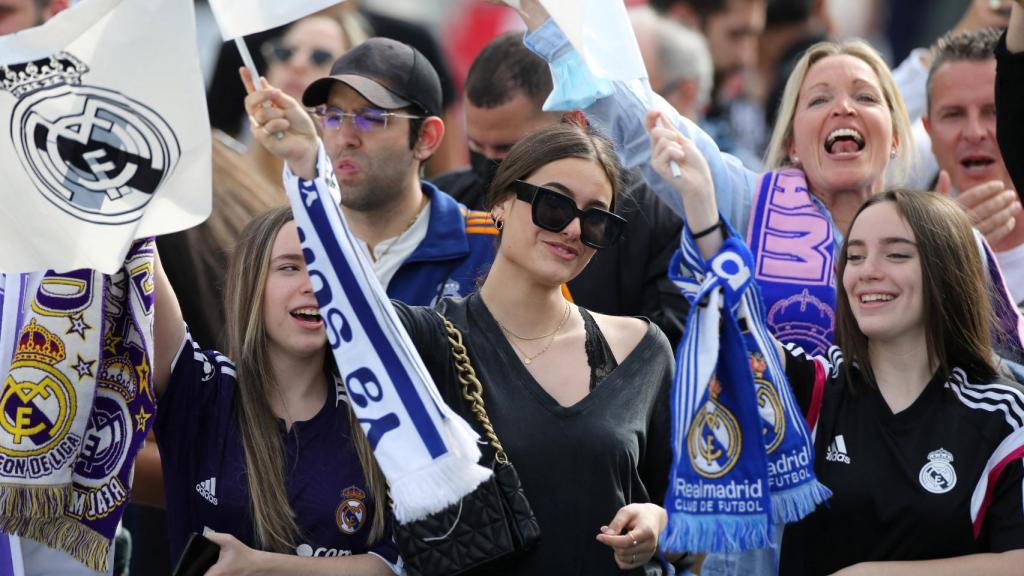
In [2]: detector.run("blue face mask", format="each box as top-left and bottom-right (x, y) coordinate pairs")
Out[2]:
(540, 50), (615, 112)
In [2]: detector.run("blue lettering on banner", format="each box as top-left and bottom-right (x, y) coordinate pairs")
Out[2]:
(299, 180), (447, 459)
(346, 367), (383, 407)
(324, 309), (353, 349)
(359, 414), (401, 450)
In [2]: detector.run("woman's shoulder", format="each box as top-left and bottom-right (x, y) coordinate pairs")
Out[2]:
(588, 311), (666, 365)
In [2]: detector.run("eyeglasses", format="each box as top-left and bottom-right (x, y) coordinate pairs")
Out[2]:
(513, 180), (626, 249)
(312, 105), (425, 133)
(261, 42), (336, 68)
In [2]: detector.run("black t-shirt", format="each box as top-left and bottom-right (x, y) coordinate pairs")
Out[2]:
(394, 293), (675, 575)
(779, 346), (1024, 574)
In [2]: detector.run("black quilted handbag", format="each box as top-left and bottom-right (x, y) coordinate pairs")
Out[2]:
(394, 317), (541, 576)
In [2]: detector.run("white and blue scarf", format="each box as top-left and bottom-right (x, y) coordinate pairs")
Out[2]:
(660, 221), (831, 553)
(283, 144), (490, 523)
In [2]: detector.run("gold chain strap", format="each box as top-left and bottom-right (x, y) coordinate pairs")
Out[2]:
(441, 315), (509, 465)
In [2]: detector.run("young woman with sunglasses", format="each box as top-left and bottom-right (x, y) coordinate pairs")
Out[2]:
(649, 114), (1024, 575)
(246, 69), (678, 574)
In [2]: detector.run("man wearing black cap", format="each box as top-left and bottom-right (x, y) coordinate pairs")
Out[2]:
(294, 37), (496, 304)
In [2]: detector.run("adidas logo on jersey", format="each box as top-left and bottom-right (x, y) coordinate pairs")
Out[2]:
(825, 435), (851, 464)
(196, 477), (218, 505)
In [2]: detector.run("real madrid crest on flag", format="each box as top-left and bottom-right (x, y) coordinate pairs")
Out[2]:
(2, 52), (180, 226)
(0, 0), (210, 274)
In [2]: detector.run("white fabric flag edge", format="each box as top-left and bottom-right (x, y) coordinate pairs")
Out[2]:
(208, 0), (346, 40)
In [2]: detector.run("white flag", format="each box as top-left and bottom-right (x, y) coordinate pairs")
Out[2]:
(539, 0), (647, 81)
(209, 0), (346, 41)
(0, 0), (211, 274)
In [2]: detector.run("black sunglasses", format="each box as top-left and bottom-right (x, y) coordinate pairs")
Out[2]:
(512, 180), (626, 249)
(261, 42), (336, 68)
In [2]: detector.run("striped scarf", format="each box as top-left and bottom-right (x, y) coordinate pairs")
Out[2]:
(283, 144), (491, 523)
(660, 222), (831, 553)
(0, 240), (156, 571)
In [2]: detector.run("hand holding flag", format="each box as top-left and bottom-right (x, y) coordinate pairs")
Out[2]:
(496, 0), (681, 176)
(239, 69), (319, 179)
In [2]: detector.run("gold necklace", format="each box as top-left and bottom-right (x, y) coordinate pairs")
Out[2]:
(370, 196), (427, 263)
(498, 301), (572, 365)
(496, 299), (571, 341)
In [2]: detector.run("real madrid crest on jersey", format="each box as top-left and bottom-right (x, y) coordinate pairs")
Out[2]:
(0, 52), (180, 225)
(919, 448), (957, 494)
(688, 376), (742, 478)
(336, 486), (368, 535)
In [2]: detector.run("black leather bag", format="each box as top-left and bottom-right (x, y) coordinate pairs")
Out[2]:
(394, 317), (541, 576)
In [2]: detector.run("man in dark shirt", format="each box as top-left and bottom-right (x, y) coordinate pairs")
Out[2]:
(433, 33), (686, 345)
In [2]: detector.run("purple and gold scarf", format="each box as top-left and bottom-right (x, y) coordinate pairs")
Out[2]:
(0, 239), (156, 571)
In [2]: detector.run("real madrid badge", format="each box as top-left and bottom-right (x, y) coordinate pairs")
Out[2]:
(336, 486), (368, 535)
(919, 448), (957, 494)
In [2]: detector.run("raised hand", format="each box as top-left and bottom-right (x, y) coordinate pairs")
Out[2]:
(646, 110), (723, 256)
(240, 67), (319, 179)
(938, 170), (1021, 246)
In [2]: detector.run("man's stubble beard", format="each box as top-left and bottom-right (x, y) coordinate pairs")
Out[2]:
(338, 147), (417, 213)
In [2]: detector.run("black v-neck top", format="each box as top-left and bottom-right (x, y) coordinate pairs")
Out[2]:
(395, 294), (675, 575)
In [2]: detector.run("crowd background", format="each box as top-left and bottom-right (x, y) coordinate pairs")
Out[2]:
(14, 0), (1016, 574)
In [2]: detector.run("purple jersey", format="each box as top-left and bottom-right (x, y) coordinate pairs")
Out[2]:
(154, 331), (400, 572)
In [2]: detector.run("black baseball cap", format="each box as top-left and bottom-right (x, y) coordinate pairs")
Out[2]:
(302, 37), (442, 118)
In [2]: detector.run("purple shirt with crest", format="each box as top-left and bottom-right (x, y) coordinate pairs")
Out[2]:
(154, 331), (400, 572)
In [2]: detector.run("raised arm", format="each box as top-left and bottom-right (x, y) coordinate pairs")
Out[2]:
(648, 110), (790, 367)
(509, 0), (759, 231)
(153, 246), (185, 398)
(997, 2), (1024, 201)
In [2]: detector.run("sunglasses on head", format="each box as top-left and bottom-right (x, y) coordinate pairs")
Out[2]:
(261, 42), (336, 68)
(512, 180), (626, 249)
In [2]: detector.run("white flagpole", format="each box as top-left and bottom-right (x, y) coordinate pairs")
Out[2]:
(234, 36), (283, 139)
(643, 81), (682, 178)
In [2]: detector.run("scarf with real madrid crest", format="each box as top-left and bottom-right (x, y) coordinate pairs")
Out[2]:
(0, 240), (156, 571)
(660, 220), (831, 554)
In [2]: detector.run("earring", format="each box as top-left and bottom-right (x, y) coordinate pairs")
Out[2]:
(790, 155), (800, 165)
(495, 219), (504, 231)
(890, 149), (897, 160)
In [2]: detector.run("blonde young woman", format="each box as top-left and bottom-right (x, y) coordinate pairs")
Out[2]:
(242, 66), (679, 572)
(151, 207), (398, 575)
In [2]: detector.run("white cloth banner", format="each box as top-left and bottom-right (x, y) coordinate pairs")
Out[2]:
(0, 0), (211, 274)
(539, 0), (647, 81)
(208, 0), (346, 40)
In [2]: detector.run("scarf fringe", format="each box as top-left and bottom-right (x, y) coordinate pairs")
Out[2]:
(0, 484), (67, 519)
(661, 512), (770, 553)
(0, 507), (109, 571)
(770, 480), (833, 524)
(390, 451), (492, 524)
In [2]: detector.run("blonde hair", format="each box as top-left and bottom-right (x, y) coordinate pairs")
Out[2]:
(224, 206), (388, 552)
(763, 40), (914, 186)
